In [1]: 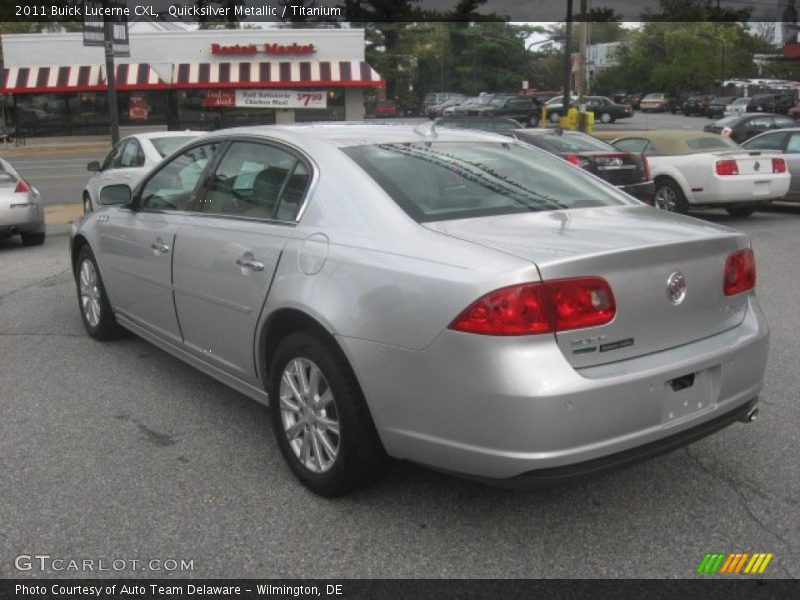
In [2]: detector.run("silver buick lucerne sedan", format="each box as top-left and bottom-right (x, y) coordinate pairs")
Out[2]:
(70, 124), (769, 496)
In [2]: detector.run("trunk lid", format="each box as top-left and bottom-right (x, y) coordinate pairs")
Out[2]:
(425, 205), (750, 368)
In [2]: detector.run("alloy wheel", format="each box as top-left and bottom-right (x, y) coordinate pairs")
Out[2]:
(79, 259), (102, 327)
(279, 357), (340, 474)
(654, 186), (677, 212)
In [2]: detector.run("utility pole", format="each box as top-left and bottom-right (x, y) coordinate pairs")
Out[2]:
(578, 0), (588, 130)
(103, 1), (120, 145)
(561, 0), (573, 114)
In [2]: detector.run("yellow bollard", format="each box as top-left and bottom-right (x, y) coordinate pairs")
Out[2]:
(559, 107), (580, 130)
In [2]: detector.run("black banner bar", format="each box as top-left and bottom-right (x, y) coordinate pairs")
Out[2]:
(0, 0), (783, 23)
(1, 580), (799, 600)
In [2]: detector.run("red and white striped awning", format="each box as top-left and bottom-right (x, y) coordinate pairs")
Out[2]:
(1, 65), (104, 93)
(109, 63), (169, 90)
(0, 63), (167, 93)
(173, 60), (384, 89)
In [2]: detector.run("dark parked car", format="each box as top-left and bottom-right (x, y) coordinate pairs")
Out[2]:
(426, 97), (467, 119)
(458, 94), (541, 127)
(738, 93), (795, 115)
(434, 116), (525, 133)
(682, 95), (714, 116)
(704, 113), (797, 143)
(421, 92), (466, 114)
(706, 96), (738, 119)
(511, 128), (654, 203)
(543, 96), (631, 124)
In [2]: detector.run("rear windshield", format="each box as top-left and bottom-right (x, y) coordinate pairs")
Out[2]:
(684, 136), (739, 151)
(523, 132), (615, 153)
(343, 142), (628, 223)
(715, 115), (742, 126)
(151, 136), (197, 158)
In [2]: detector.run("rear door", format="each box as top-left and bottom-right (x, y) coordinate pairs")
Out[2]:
(97, 142), (220, 344)
(172, 140), (312, 383)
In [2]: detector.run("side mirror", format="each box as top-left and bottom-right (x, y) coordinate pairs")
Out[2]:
(99, 184), (131, 206)
(87, 161), (101, 172)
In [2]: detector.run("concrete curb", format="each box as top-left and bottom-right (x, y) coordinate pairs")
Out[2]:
(45, 203), (83, 226)
(1, 143), (111, 159)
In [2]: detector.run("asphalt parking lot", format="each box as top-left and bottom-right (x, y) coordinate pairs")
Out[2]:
(0, 202), (798, 578)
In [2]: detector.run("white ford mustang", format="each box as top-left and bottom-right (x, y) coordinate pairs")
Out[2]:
(597, 130), (790, 217)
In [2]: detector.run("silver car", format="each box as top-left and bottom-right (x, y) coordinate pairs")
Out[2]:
(83, 131), (198, 214)
(742, 127), (800, 202)
(70, 124), (769, 496)
(0, 157), (45, 246)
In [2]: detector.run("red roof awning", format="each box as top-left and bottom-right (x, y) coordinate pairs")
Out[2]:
(1, 65), (104, 93)
(173, 60), (384, 89)
(0, 63), (168, 94)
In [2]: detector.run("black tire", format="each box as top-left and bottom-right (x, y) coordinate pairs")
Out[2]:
(268, 331), (388, 496)
(75, 245), (124, 341)
(20, 231), (45, 246)
(725, 206), (756, 217)
(654, 178), (689, 214)
(600, 112), (612, 124)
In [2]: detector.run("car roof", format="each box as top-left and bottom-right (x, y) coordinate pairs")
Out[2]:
(199, 122), (512, 148)
(132, 131), (199, 140)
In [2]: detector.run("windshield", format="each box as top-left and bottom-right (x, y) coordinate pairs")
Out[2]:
(151, 136), (197, 158)
(343, 142), (629, 223)
(716, 115), (742, 126)
(488, 96), (510, 107)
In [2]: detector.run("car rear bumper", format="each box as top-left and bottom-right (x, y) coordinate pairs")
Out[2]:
(693, 173), (790, 204)
(0, 202), (44, 235)
(618, 180), (655, 203)
(340, 294), (768, 481)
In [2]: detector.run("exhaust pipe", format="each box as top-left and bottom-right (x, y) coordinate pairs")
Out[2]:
(741, 406), (759, 423)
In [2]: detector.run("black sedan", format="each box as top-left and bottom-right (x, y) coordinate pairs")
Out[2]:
(510, 128), (654, 202)
(705, 96), (738, 119)
(704, 113), (797, 143)
(459, 95), (541, 127)
(682, 95), (714, 116)
(544, 96), (631, 124)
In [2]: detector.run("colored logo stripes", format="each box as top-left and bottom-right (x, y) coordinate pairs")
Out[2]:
(696, 553), (773, 574)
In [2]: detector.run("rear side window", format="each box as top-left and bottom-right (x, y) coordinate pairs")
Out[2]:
(613, 138), (649, 154)
(343, 141), (628, 223)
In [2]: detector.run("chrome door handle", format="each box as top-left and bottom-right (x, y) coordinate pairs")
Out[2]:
(236, 257), (265, 271)
(150, 241), (170, 253)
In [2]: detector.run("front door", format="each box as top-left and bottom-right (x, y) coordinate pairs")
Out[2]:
(96, 141), (220, 344)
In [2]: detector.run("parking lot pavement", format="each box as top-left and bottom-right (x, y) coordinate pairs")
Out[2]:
(1, 207), (797, 580)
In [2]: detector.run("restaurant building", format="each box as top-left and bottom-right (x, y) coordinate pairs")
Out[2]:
(0, 25), (384, 136)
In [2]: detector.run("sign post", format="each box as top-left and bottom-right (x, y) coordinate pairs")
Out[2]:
(83, 0), (129, 145)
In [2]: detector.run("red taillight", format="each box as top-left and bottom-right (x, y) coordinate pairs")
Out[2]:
(772, 157), (787, 173)
(721, 127), (732, 137)
(448, 278), (616, 336)
(14, 179), (30, 193)
(724, 248), (756, 296)
(716, 159), (739, 176)
(566, 153), (581, 166)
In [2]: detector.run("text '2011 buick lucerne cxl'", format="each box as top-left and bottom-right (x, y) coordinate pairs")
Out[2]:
(70, 124), (768, 496)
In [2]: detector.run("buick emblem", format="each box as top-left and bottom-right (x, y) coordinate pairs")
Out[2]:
(754, 161), (760, 172)
(667, 271), (687, 305)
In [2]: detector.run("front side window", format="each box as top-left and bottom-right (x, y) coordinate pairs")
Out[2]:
(343, 141), (629, 223)
(200, 142), (310, 220)
(139, 143), (219, 211)
(118, 139), (144, 168)
(101, 142), (124, 170)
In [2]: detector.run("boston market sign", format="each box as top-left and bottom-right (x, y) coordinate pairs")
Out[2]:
(211, 43), (316, 56)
